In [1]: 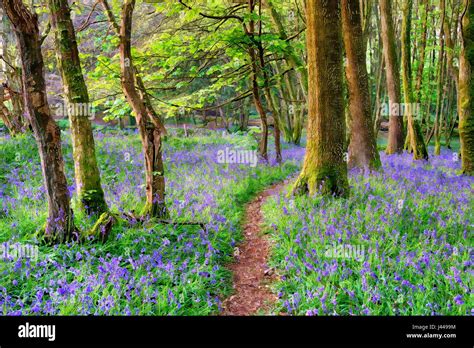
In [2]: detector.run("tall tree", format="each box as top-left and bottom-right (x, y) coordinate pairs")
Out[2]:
(256, 0), (282, 163)
(2, 0), (74, 242)
(341, 0), (381, 170)
(293, 0), (348, 197)
(414, 0), (429, 104)
(401, 0), (429, 160)
(48, 0), (107, 215)
(434, 0), (447, 155)
(443, 0), (460, 92)
(459, 0), (474, 175)
(380, 0), (405, 154)
(120, 0), (168, 218)
(247, 0), (269, 161)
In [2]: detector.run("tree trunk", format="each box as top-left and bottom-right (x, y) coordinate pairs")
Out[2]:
(247, 0), (268, 161)
(263, 85), (282, 163)
(415, 0), (429, 104)
(373, 55), (385, 136)
(48, 0), (107, 215)
(380, 0), (405, 154)
(443, 0), (460, 92)
(434, 3), (446, 156)
(255, 5), (282, 164)
(293, 0), (348, 197)
(272, 60), (303, 145)
(459, 0), (474, 175)
(265, 0), (308, 99)
(342, 0), (381, 170)
(120, 0), (168, 218)
(0, 5), (24, 135)
(401, 0), (429, 160)
(2, 0), (74, 242)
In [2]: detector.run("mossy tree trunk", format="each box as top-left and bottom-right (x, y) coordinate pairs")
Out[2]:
(341, 0), (381, 171)
(380, 0), (405, 154)
(120, 0), (168, 218)
(459, 0), (474, 175)
(48, 0), (107, 215)
(401, 0), (429, 160)
(2, 0), (74, 242)
(292, 0), (348, 197)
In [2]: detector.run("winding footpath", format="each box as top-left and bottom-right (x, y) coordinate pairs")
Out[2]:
(222, 181), (289, 315)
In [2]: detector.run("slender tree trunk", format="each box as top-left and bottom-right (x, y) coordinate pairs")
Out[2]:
(443, 0), (459, 92)
(459, 0), (474, 175)
(434, 4), (447, 156)
(120, 0), (168, 217)
(415, 0), (429, 104)
(48, 0), (107, 215)
(271, 62), (292, 142)
(401, 0), (429, 159)
(380, 0), (405, 154)
(0, 5), (24, 135)
(256, 2), (282, 163)
(247, 0), (268, 160)
(266, 0), (308, 99)
(342, 0), (381, 170)
(0, 85), (22, 134)
(263, 86), (282, 163)
(293, 0), (348, 197)
(2, 0), (74, 242)
(273, 60), (303, 145)
(373, 55), (385, 136)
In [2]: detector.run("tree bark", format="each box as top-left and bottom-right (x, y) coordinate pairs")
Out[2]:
(342, 0), (381, 171)
(48, 0), (107, 215)
(247, 0), (268, 161)
(0, 84), (22, 134)
(434, 2), (447, 155)
(401, 0), (429, 160)
(443, 0), (460, 91)
(0, 5), (25, 135)
(293, 0), (348, 197)
(256, 1), (282, 163)
(2, 0), (74, 242)
(380, 0), (405, 154)
(120, 0), (168, 218)
(459, 0), (474, 175)
(414, 0), (429, 104)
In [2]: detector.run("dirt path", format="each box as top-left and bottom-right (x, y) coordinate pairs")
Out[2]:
(221, 181), (289, 316)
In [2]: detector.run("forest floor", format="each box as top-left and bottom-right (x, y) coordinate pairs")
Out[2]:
(222, 179), (292, 315)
